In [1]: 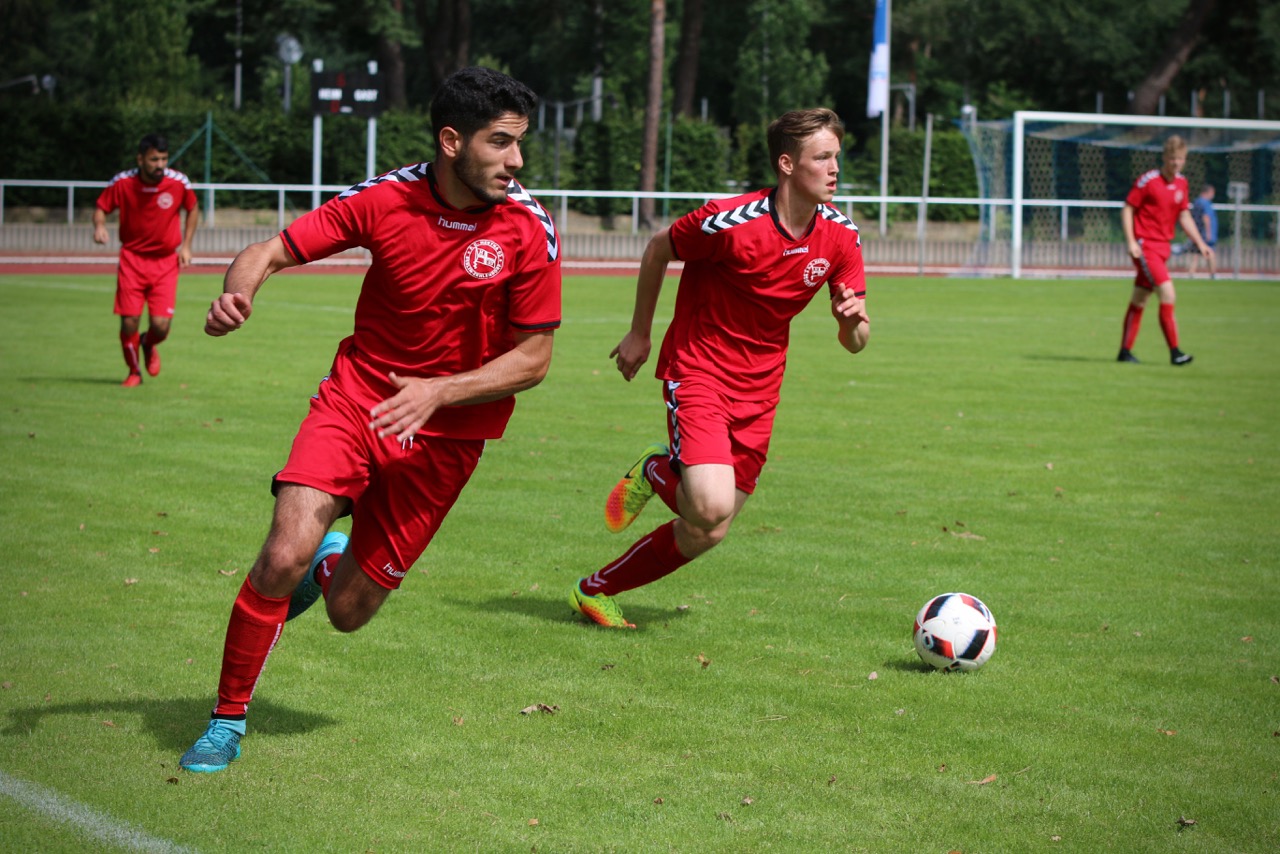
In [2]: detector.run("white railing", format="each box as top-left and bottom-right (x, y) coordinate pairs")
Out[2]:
(2, 178), (1278, 278)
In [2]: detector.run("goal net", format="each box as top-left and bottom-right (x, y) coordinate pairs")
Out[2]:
(960, 110), (1280, 277)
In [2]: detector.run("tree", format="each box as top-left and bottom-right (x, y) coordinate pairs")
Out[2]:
(672, 0), (704, 117)
(638, 0), (665, 230)
(419, 0), (471, 92)
(91, 0), (202, 107)
(731, 0), (829, 126)
(1131, 0), (1216, 115)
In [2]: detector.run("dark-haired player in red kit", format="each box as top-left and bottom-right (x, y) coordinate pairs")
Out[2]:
(93, 133), (200, 386)
(569, 108), (870, 629)
(179, 67), (561, 772)
(1117, 134), (1213, 367)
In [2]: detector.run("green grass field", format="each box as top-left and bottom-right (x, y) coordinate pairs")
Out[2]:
(1, 270), (1277, 852)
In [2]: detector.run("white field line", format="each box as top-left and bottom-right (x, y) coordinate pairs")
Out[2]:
(0, 768), (195, 853)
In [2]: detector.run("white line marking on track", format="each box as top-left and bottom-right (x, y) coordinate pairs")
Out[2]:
(0, 768), (196, 853)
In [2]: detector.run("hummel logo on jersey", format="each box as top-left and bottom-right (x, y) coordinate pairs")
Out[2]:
(439, 216), (476, 232)
(701, 197), (770, 234)
(783, 246), (810, 256)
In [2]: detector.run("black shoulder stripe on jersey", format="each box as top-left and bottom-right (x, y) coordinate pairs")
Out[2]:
(506, 180), (560, 263)
(280, 228), (307, 264)
(700, 196), (770, 234)
(511, 318), (562, 332)
(819, 204), (861, 246)
(336, 162), (431, 201)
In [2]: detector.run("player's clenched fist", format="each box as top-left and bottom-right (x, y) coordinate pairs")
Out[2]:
(205, 292), (253, 336)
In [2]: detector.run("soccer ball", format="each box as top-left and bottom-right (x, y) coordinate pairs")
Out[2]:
(912, 592), (997, 671)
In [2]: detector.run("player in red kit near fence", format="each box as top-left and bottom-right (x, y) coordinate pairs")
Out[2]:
(180, 67), (561, 773)
(93, 133), (200, 386)
(1117, 134), (1213, 367)
(569, 108), (870, 630)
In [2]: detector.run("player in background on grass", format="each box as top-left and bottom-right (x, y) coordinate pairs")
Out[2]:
(93, 133), (200, 387)
(180, 67), (561, 773)
(569, 108), (869, 630)
(1117, 135), (1212, 367)
(1187, 183), (1218, 278)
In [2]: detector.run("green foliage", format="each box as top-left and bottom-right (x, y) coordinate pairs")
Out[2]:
(570, 109), (645, 219)
(2, 272), (1279, 850)
(843, 124), (979, 222)
(731, 0), (831, 126)
(90, 0), (204, 108)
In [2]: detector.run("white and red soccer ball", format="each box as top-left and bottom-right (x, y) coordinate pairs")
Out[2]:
(913, 592), (997, 671)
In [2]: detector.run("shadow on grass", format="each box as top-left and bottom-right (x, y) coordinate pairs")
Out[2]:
(0, 696), (337, 751)
(1020, 354), (1112, 364)
(449, 593), (693, 632)
(18, 376), (132, 385)
(880, 658), (943, 674)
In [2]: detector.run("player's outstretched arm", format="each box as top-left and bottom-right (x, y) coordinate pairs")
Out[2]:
(206, 235), (298, 336)
(368, 329), (555, 441)
(612, 228), (675, 381)
(831, 283), (869, 354)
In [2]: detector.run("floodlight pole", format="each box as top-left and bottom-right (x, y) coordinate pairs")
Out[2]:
(366, 60), (379, 179)
(312, 59), (324, 210)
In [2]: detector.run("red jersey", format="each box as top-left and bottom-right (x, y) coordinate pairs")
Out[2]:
(1126, 169), (1189, 243)
(95, 168), (197, 256)
(657, 188), (867, 400)
(281, 162), (562, 440)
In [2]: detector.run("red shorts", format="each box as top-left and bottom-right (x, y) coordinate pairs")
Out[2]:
(275, 377), (485, 590)
(1132, 239), (1171, 290)
(662, 378), (777, 495)
(114, 249), (179, 317)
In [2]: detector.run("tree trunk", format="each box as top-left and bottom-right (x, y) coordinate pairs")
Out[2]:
(378, 1), (407, 110)
(672, 0), (704, 117)
(1130, 0), (1217, 115)
(639, 0), (665, 230)
(420, 0), (471, 92)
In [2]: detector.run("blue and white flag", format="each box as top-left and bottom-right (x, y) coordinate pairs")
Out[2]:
(867, 0), (889, 118)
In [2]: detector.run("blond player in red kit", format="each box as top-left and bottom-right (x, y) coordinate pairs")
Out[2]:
(570, 108), (870, 630)
(1116, 135), (1213, 366)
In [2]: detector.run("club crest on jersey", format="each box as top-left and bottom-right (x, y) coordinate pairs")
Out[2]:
(156, 192), (174, 209)
(803, 257), (831, 287)
(463, 239), (504, 279)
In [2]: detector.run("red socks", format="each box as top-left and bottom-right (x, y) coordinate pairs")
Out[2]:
(1158, 303), (1179, 349)
(582, 521), (691, 597)
(646, 454), (681, 514)
(212, 577), (290, 718)
(1121, 303), (1144, 350)
(120, 330), (141, 375)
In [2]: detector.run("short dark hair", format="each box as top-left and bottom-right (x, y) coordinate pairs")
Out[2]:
(138, 133), (169, 155)
(767, 109), (844, 174)
(430, 66), (538, 151)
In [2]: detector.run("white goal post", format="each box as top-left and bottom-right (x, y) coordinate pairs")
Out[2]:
(1010, 110), (1280, 278)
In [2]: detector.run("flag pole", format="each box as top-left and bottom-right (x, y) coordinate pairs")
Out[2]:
(867, 0), (892, 237)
